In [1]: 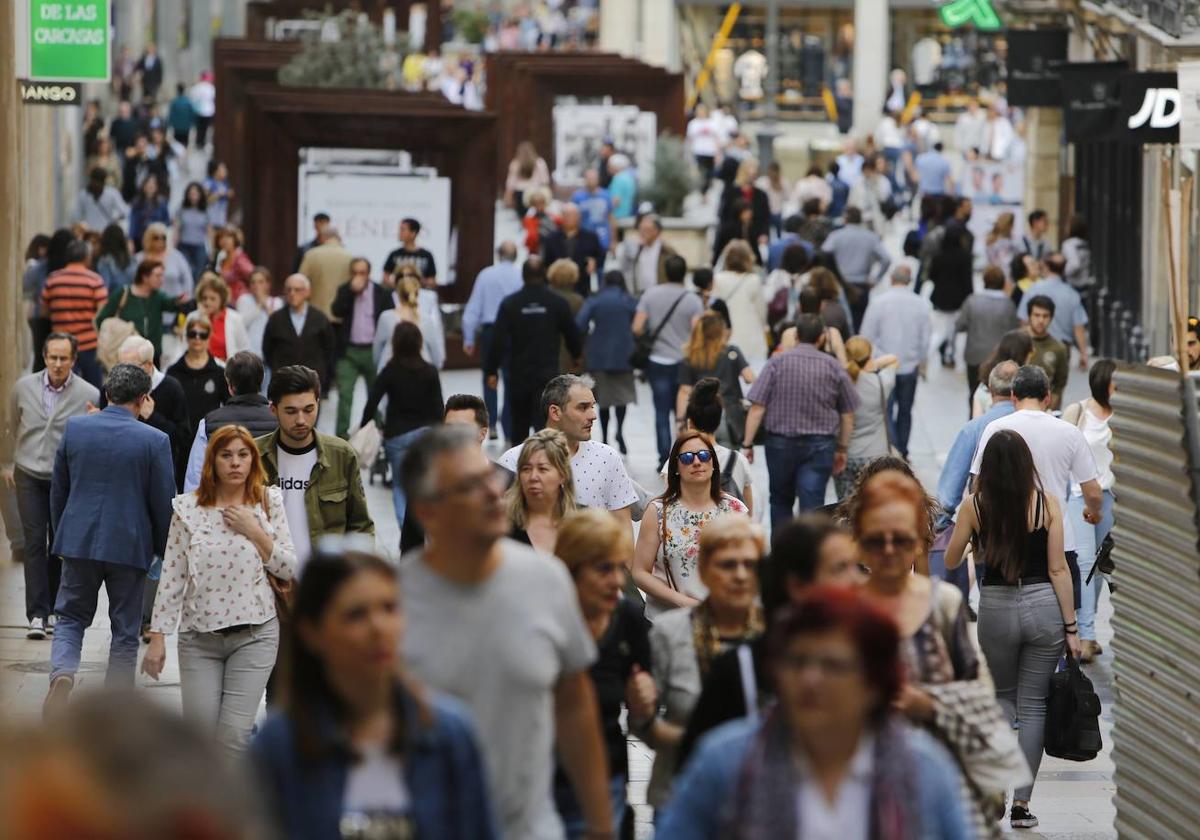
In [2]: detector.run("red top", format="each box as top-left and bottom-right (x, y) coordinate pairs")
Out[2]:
(209, 307), (228, 361)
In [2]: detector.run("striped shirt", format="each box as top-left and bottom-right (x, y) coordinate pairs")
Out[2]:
(747, 343), (860, 437)
(41, 266), (108, 351)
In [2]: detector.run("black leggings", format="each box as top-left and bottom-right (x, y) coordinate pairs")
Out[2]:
(598, 406), (627, 443)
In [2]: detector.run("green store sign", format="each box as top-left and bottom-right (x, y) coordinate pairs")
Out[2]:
(938, 0), (1002, 30)
(28, 1), (110, 82)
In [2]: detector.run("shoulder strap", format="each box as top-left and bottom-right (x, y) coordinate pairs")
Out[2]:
(737, 644), (759, 722)
(658, 500), (679, 592)
(1035, 491), (1045, 529)
(116, 286), (131, 316)
(876, 373), (894, 450)
(647, 291), (689, 346)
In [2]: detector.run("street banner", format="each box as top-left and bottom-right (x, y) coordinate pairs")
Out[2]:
(1059, 61), (1127, 142)
(1006, 29), (1068, 107)
(27, 0), (111, 82)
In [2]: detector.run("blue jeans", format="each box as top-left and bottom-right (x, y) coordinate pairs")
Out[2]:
(887, 372), (918, 456)
(765, 433), (835, 529)
(384, 428), (428, 529)
(51, 558), (146, 685)
(646, 361), (680, 466)
(479, 324), (511, 440)
(555, 772), (627, 839)
(1068, 489), (1115, 641)
(178, 242), (208, 283)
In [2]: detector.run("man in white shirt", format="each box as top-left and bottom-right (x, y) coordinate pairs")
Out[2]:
(498, 374), (638, 527)
(687, 104), (722, 196)
(970, 365), (1103, 604)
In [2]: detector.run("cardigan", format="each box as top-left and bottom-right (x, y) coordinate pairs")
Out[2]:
(6, 373), (99, 479)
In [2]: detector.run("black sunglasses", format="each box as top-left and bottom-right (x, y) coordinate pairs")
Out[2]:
(187, 330), (210, 340)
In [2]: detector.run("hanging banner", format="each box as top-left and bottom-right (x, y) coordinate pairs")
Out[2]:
(1006, 29), (1068, 107)
(1119, 71), (1179, 145)
(1059, 61), (1127, 142)
(1179, 61), (1200, 149)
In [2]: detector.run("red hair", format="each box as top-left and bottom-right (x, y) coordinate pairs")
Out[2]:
(768, 585), (903, 719)
(851, 469), (931, 549)
(195, 425), (267, 509)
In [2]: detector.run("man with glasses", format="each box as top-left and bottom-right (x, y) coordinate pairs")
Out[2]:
(3, 334), (99, 640)
(330, 257), (393, 439)
(261, 274), (336, 394)
(401, 424), (612, 840)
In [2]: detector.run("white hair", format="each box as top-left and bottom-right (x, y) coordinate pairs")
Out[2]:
(118, 335), (155, 364)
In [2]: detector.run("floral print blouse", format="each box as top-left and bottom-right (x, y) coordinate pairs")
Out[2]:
(150, 486), (296, 634)
(646, 494), (749, 617)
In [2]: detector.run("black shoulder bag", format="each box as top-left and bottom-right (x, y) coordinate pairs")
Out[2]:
(1044, 656), (1103, 761)
(630, 291), (688, 371)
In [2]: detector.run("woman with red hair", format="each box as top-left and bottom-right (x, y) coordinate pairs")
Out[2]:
(856, 469), (1024, 838)
(142, 424), (295, 758)
(658, 586), (971, 839)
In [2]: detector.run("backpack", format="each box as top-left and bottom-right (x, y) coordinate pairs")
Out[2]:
(1044, 656), (1103, 761)
(720, 448), (745, 504)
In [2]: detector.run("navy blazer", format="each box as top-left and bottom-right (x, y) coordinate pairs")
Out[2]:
(576, 284), (638, 372)
(51, 405), (175, 570)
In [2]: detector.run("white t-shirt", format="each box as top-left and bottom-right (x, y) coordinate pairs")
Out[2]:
(970, 409), (1099, 552)
(499, 439), (639, 512)
(659, 443), (752, 499)
(343, 742), (411, 814)
(276, 443), (317, 567)
(687, 117), (721, 157)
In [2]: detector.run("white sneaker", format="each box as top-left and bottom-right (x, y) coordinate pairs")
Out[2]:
(27, 617), (46, 640)
(46, 614), (56, 635)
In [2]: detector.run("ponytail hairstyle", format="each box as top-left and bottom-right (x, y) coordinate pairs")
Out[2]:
(844, 336), (873, 382)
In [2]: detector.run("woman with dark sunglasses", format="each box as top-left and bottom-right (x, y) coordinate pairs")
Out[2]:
(633, 430), (748, 619)
(166, 311), (228, 444)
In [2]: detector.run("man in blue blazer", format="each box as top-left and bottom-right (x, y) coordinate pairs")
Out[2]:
(45, 363), (175, 715)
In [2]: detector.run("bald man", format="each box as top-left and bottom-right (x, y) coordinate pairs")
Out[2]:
(542, 202), (605, 297)
(260, 273), (336, 391)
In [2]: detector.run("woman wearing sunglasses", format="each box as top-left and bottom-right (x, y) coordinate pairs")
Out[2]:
(640, 513), (764, 823)
(855, 469), (1018, 839)
(167, 311), (228, 444)
(634, 430), (749, 618)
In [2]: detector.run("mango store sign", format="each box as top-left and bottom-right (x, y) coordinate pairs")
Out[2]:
(28, 1), (110, 82)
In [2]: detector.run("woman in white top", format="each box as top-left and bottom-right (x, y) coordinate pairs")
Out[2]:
(236, 266), (284, 362)
(835, 337), (898, 500)
(713, 240), (768, 365)
(143, 424), (295, 758)
(373, 271), (446, 370)
(1064, 359), (1116, 664)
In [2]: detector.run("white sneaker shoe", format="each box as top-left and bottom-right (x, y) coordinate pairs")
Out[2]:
(27, 617), (46, 640)
(46, 614), (56, 635)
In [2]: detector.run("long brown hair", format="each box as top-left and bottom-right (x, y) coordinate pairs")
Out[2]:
(195, 425), (268, 509)
(515, 141), (538, 179)
(974, 430), (1043, 584)
(684, 311), (728, 371)
(660, 430), (723, 508)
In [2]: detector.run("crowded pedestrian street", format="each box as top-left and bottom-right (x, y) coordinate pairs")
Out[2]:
(4, 2), (1200, 839)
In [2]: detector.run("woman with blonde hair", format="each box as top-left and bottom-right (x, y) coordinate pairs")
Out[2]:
(835, 336), (899, 499)
(522, 187), (557, 253)
(136, 220), (193, 307)
(373, 268), (445, 369)
(506, 429), (578, 553)
(552, 509), (657, 837)
(713, 240), (769, 364)
(194, 272), (251, 361)
(213, 225), (253, 304)
(505, 140), (552, 217)
(142, 424), (294, 758)
(676, 311), (754, 447)
(986, 211), (1017, 278)
(548, 258), (585, 373)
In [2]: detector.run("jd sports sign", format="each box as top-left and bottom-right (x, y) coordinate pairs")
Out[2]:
(1120, 71), (1180, 144)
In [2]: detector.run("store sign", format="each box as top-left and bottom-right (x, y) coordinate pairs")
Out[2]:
(937, 0), (1002, 30)
(1177, 61), (1200, 150)
(1059, 61), (1127, 142)
(18, 79), (81, 105)
(1005, 29), (1068, 107)
(27, 1), (111, 82)
(1120, 72), (1179, 144)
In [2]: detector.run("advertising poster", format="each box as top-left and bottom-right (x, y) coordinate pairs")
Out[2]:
(553, 103), (657, 186)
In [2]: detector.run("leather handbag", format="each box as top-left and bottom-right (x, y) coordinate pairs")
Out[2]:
(1044, 655), (1103, 761)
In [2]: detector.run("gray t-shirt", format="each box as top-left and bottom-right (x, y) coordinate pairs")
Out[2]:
(177, 207), (210, 247)
(849, 368), (895, 460)
(637, 285), (704, 364)
(401, 540), (596, 840)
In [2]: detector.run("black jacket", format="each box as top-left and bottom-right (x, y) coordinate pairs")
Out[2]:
(330, 280), (394, 356)
(542, 228), (606, 297)
(166, 356), (227, 441)
(203, 393), (277, 439)
(712, 219), (765, 265)
(484, 284), (583, 382)
(718, 184), (771, 243)
(261, 306), (336, 390)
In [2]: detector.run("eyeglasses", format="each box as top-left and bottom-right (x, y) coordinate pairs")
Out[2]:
(777, 652), (861, 677)
(859, 533), (919, 554)
(676, 450), (713, 466)
(711, 558), (759, 573)
(186, 330), (210, 340)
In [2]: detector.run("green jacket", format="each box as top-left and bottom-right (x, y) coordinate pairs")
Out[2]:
(257, 430), (375, 548)
(95, 287), (185, 360)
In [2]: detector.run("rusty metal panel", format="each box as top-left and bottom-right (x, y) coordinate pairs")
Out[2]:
(1109, 365), (1200, 839)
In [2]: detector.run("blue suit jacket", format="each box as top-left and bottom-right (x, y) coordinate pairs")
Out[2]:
(51, 405), (175, 570)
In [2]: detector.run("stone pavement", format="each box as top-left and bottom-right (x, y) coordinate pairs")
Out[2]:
(0, 355), (1115, 838)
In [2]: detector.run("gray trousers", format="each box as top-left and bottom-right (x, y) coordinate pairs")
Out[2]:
(977, 582), (1065, 802)
(179, 617), (279, 760)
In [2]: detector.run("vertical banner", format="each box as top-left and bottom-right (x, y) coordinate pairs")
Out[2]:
(1005, 29), (1068, 107)
(1178, 61), (1200, 149)
(1058, 61), (1127, 143)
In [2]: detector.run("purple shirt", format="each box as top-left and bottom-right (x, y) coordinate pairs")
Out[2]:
(747, 344), (860, 437)
(349, 286), (375, 345)
(43, 370), (72, 415)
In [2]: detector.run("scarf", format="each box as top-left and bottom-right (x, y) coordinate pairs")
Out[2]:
(690, 599), (763, 681)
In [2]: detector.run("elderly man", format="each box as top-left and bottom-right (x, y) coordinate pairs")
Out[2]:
(261, 274), (335, 393)
(542, 203), (606, 297)
(45, 364), (175, 715)
(106, 335), (191, 488)
(3, 333), (99, 639)
(619, 214), (678, 297)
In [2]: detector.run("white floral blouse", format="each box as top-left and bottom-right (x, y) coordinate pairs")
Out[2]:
(150, 486), (296, 634)
(646, 494), (749, 617)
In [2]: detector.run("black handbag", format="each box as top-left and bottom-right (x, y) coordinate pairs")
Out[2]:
(1044, 656), (1103, 761)
(630, 291), (688, 371)
(1086, 533), (1116, 584)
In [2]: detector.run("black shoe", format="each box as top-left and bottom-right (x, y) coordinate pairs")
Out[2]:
(1010, 805), (1039, 829)
(615, 434), (627, 455)
(488, 428), (499, 441)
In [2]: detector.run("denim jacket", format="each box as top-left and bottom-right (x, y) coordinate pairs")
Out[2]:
(576, 285), (638, 372)
(250, 689), (498, 840)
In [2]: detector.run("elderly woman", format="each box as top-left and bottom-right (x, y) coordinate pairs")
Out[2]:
(194, 272), (251, 362)
(634, 431), (749, 617)
(95, 259), (188, 362)
(250, 548), (498, 839)
(136, 220), (194, 309)
(713, 241), (768, 365)
(855, 469), (1024, 839)
(142, 425), (294, 758)
(552, 509), (657, 838)
(505, 429), (577, 553)
(658, 588), (972, 840)
(640, 513), (765, 820)
(167, 311), (227, 442)
(213, 225), (253, 304)
(548, 258), (585, 373)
